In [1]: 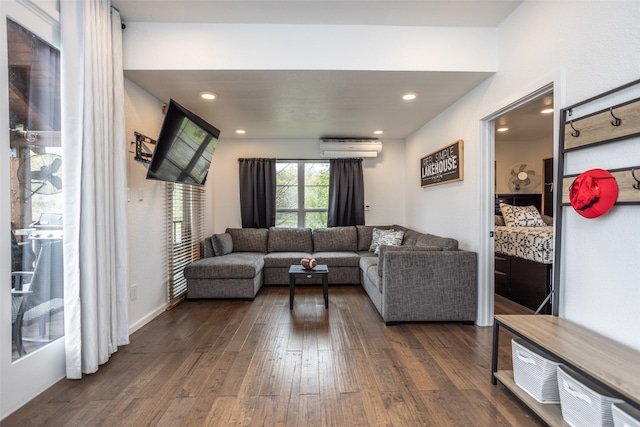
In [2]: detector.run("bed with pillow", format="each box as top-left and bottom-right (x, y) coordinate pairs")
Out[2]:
(494, 194), (553, 313)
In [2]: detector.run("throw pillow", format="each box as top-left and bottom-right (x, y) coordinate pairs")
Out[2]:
(495, 215), (505, 226)
(356, 225), (394, 251)
(499, 203), (546, 227)
(211, 233), (233, 256)
(369, 228), (404, 254)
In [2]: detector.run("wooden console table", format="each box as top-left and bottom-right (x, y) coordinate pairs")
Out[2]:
(491, 314), (640, 426)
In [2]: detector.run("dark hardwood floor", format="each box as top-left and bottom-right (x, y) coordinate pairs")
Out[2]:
(4, 286), (542, 426)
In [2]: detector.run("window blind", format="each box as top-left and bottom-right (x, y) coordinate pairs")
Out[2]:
(166, 183), (205, 308)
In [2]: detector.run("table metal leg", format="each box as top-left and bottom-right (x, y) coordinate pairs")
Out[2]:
(323, 275), (328, 309)
(289, 275), (295, 309)
(491, 321), (500, 384)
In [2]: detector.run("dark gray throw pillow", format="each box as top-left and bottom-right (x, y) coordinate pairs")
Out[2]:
(211, 233), (233, 256)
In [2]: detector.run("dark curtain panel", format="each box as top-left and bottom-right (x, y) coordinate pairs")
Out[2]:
(327, 158), (365, 227)
(238, 158), (276, 228)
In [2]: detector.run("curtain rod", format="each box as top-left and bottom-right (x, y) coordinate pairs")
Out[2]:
(237, 158), (329, 161)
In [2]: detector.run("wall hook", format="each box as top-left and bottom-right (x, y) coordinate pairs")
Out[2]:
(632, 169), (640, 190)
(610, 108), (622, 126)
(570, 121), (580, 137)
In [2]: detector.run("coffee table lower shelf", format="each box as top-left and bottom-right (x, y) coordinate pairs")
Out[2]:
(494, 370), (569, 427)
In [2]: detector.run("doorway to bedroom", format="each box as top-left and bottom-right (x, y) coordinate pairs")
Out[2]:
(491, 89), (555, 315)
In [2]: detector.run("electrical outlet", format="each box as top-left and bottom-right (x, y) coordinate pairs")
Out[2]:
(130, 284), (137, 301)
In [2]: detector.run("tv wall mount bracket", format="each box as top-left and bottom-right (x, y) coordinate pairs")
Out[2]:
(133, 131), (156, 167)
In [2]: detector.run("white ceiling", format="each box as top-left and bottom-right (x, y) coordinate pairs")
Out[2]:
(495, 93), (554, 143)
(112, 1), (523, 27)
(114, 0), (525, 140)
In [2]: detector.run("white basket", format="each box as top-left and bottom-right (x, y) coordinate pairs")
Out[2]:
(511, 338), (562, 403)
(613, 402), (640, 427)
(557, 365), (624, 427)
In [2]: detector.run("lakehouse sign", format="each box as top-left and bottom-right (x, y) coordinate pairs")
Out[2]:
(420, 140), (464, 187)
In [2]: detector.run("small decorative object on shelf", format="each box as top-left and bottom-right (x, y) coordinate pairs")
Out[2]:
(300, 258), (317, 270)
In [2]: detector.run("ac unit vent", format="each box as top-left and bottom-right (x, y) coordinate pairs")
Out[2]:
(319, 138), (382, 158)
(320, 138), (380, 144)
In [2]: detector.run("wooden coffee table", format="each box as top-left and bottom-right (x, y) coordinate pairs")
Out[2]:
(288, 264), (329, 309)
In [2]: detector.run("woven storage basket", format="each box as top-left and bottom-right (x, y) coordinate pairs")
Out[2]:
(511, 338), (563, 403)
(612, 402), (640, 427)
(557, 365), (624, 427)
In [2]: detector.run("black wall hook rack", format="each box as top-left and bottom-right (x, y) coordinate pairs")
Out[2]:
(632, 169), (640, 190)
(570, 121), (580, 137)
(610, 107), (622, 126)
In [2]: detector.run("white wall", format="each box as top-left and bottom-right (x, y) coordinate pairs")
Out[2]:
(405, 1), (640, 349)
(124, 80), (171, 332)
(123, 23), (497, 73)
(210, 138), (406, 233)
(123, 80), (407, 331)
(495, 137), (553, 194)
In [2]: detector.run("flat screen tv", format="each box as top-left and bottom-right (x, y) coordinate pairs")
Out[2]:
(146, 99), (220, 186)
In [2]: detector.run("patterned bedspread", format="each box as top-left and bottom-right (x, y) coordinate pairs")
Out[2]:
(494, 226), (553, 264)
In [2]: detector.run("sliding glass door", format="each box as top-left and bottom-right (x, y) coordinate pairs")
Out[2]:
(1, 0), (65, 419)
(7, 17), (63, 361)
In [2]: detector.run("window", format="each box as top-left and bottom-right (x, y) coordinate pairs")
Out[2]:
(7, 18), (63, 360)
(166, 183), (205, 308)
(276, 161), (329, 228)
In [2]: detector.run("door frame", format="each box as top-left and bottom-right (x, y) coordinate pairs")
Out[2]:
(0, 0), (65, 420)
(477, 75), (563, 326)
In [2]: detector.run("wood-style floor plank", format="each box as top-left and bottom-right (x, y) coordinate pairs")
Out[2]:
(3, 286), (544, 426)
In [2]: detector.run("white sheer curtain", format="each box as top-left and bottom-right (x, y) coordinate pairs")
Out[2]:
(61, 0), (129, 379)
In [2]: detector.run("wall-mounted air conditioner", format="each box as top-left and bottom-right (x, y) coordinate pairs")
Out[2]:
(319, 138), (382, 158)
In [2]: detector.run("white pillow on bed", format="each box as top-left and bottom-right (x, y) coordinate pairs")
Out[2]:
(499, 203), (546, 227)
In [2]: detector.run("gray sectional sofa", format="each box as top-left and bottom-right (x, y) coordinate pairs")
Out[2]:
(183, 225), (477, 324)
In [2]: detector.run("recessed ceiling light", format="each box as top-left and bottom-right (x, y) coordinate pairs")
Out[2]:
(200, 92), (217, 100)
(497, 127), (509, 132)
(235, 129), (246, 134)
(402, 92), (418, 101)
(541, 108), (554, 114)
(373, 130), (384, 135)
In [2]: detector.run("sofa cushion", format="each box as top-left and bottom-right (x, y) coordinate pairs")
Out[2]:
(359, 255), (378, 272)
(183, 253), (264, 279)
(211, 233), (233, 256)
(204, 237), (215, 258)
(370, 228), (404, 254)
(356, 225), (394, 251)
(416, 233), (458, 251)
(402, 229), (421, 246)
(312, 251), (361, 267)
(364, 264), (382, 292)
(263, 251), (313, 268)
(268, 227), (313, 252)
(377, 245), (442, 276)
(226, 228), (268, 252)
(313, 226), (357, 252)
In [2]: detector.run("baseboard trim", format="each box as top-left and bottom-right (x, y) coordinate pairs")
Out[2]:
(128, 304), (167, 335)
